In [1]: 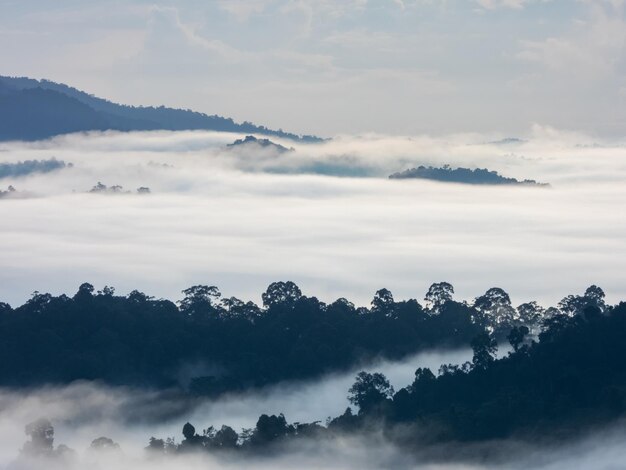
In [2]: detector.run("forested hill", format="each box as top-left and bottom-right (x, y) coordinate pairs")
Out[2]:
(0, 76), (322, 142)
(389, 165), (548, 186)
(145, 294), (626, 457)
(0, 281), (607, 395)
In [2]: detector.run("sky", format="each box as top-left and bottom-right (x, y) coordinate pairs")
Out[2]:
(2, 0), (626, 136)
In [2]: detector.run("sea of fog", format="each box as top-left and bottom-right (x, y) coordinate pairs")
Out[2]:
(0, 126), (624, 309)
(1, 127), (625, 467)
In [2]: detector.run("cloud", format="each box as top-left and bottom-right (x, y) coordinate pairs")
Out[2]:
(0, 128), (624, 311)
(146, 6), (245, 61)
(476, 0), (529, 9)
(216, 0), (276, 21)
(5, 0), (626, 135)
(516, 1), (626, 77)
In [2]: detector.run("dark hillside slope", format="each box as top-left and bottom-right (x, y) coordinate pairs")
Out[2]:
(0, 75), (322, 142)
(0, 87), (112, 140)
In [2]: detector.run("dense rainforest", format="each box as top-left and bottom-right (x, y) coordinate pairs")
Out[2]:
(0, 282), (603, 395)
(142, 290), (625, 456)
(0, 281), (482, 391)
(14, 285), (623, 461)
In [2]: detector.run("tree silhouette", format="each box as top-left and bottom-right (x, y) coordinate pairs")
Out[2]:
(371, 288), (394, 315)
(507, 325), (529, 352)
(471, 333), (498, 369)
(90, 437), (120, 451)
(474, 287), (516, 334)
(251, 414), (293, 444)
(424, 282), (454, 313)
(213, 425), (238, 449)
(262, 281), (302, 309)
(179, 285), (222, 318)
(348, 371), (394, 412)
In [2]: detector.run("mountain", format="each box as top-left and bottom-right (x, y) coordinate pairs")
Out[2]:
(389, 165), (549, 186)
(227, 135), (294, 153)
(0, 76), (322, 143)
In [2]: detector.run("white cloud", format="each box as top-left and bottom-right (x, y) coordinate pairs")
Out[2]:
(475, 0), (533, 9)
(0, 129), (624, 310)
(517, 1), (626, 78)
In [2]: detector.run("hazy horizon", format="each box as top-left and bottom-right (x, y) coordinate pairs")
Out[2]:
(2, 1), (626, 137)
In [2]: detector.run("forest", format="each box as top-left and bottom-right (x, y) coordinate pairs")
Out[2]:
(0, 158), (68, 179)
(11, 283), (624, 461)
(389, 165), (548, 186)
(136, 293), (626, 457)
(0, 281), (487, 391)
(0, 282), (605, 395)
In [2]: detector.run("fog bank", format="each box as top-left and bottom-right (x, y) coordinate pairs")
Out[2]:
(0, 128), (624, 308)
(0, 348), (473, 467)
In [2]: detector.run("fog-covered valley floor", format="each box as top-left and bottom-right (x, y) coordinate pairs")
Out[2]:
(0, 127), (624, 308)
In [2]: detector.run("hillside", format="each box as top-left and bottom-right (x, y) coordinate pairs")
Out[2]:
(0, 76), (322, 142)
(390, 165), (548, 186)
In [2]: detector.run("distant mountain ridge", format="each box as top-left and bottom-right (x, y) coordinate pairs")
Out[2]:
(0, 75), (322, 143)
(389, 165), (548, 186)
(227, 135), (294, 153)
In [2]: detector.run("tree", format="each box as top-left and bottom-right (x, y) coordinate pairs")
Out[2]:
(252, 414), (292, 444)
(146, 437), (165, 453)
(584, 285), (606, 312)
(348, 371), (394, 412)
(563, 285), (606, 316)
(413, 367), (436, 384)
(410, 367), (436, 393)
(262, 281), (302, 309)
(0, 301), (11, 315)
(97, 285), (115, 297)
(474, 287), (516, 334)
(558, 285), (606, 317)
(26, 291), (53, 309)
(179, 285), (222, 317)
(213, 425), (238, 449)
(424, 282), (454, 313)
(182, 422), (196, 440)
(127, 290), (153, 303)
(471, 333), (498, 369)
(517, 301), (544, 329)
(90, 437), (120, 452)
(371, 288), (394, 315)
(221, 296), (245, 316)
(73, 282), (94, 301)
(179, 422), (203, 450)
(329, 297), (355, 312)
(22, 418), (54, 456)
(558, 295), (587, 317)
(507, 325), (529, 352)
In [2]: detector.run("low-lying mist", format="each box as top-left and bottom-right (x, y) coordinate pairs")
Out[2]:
(1, 343), (625, 470)
(0, 127), (624, 308)
(0, 348), (473, 468)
